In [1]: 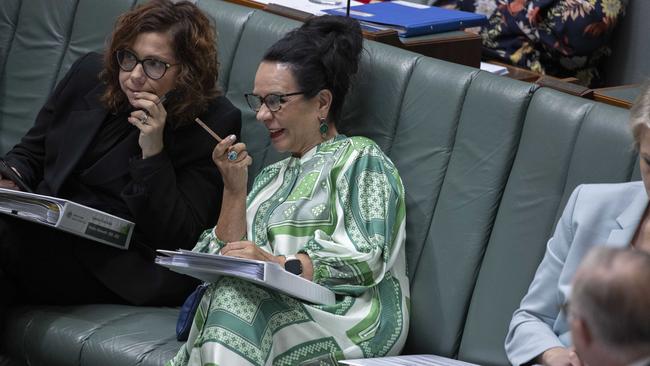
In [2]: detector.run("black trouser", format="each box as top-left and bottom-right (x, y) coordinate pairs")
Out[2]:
(0, 216), (129, 353)
(0, 215), (198, 347)
(0, 216), (125, 306)
(0, 213), (198, 308)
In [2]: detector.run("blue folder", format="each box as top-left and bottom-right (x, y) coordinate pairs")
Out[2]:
(324, 2), (488, 38)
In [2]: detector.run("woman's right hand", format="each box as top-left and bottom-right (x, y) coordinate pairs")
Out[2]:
(538, 347), (583, 366)
(0, 164), (21, 190)
(211, 135), (251, 194)
(0, 173), (19, 190)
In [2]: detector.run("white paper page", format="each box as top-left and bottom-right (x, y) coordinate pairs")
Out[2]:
(258, 0), (364, 15)
(0, 196), (57, 223)
(157, 249), (267, 279)
(0, 187), (67, 206)
(392, 0), (429, 9)
(480, 62), (509, 75)
(340, 354), (480, 366)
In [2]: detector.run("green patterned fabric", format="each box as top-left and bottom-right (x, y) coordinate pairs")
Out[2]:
(168, 135), (410, 366)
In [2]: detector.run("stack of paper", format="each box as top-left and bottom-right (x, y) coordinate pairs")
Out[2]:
(340, 354), (481, 365)
(0, 188), (134, 249)
(480, 62), (509, 76)
(253, 0), (364, 15)
(156, 249), (336, 305)
(0, 192), (60, 224)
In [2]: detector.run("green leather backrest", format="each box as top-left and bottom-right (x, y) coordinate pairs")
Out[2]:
(402, 69), (535, 358)
(0, 0), (20, 78)
(391, 57), (476, 285)
(197, 0), (255, 92)
(0, 0), (135, 154)
(458, 89), (635, 365)
(0, 1), (638, 365)
(339, 41), (419, 152)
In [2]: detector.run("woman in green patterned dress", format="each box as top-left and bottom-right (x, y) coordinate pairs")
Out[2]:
(168, 15), (410, 366)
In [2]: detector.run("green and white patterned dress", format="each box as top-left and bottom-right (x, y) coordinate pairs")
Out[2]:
(168, 135), (410, 366)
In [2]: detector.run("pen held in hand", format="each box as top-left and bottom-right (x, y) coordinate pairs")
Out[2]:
(195, 118), (239, 161)
(194, 117), (223, 142)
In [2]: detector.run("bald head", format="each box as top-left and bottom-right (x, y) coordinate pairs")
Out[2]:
(571, 247), (650, 356)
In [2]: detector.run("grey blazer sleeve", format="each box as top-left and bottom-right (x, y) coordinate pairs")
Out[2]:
(504, 185), (583, 366)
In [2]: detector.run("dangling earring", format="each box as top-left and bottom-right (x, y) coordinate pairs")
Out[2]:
(319, 117), (328, 137)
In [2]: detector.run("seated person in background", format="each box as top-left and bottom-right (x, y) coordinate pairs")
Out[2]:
(569, 247), (650, 366)
(505, 81), (650, 366)
(0, 0), (241, 310)
(432, 0), (627, 86)
(168, 15), (410, 366)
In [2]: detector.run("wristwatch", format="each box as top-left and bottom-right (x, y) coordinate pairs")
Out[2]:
(284, 255), (303, 276)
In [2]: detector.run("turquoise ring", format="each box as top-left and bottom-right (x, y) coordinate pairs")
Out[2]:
(227, 150), (238, 161)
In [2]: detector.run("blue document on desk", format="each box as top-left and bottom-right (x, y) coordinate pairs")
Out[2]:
(324, 1), (487, 37)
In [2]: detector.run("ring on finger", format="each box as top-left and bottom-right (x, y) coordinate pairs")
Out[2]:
(139, 113), (149, 124)
(227, 150), (238, 161)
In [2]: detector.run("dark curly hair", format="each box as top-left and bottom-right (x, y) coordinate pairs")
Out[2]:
(100, 0), (220, 126)
(262, 15), (363, 126)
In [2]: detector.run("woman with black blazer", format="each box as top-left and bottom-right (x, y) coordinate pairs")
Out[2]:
(0, 0), (241, 308)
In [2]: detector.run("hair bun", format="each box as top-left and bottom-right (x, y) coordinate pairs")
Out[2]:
(303, 16), (363, 68)
(304, 14), (361, 36)
(262, 15), (363, 124)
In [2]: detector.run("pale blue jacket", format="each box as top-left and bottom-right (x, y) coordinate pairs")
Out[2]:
(505, 181), (648, 366)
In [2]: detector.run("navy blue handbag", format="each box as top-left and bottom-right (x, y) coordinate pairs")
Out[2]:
(176, 282), (209, 341)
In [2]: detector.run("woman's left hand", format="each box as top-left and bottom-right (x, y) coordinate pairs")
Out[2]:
(220, 241), (281, 264)
(128, 91), (167, 159)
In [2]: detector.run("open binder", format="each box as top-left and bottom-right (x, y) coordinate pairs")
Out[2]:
(0, 187), (134, 249)
(156, 249), (336, 305)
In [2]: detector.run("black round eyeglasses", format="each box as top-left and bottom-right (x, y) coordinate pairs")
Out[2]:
(116, 49), (179, 80)
(244, 92), (305, 112)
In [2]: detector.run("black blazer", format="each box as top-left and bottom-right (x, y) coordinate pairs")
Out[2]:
(4, 53), (241, 304)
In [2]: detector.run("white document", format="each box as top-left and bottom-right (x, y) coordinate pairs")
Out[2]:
(155, 249), (336, 305)
(0, 187), (134, 249)
(340, 354), (481, 366)
(255, 0), (364, 15)
(392, 0), (429, 9)
(480, 62), (509, 76)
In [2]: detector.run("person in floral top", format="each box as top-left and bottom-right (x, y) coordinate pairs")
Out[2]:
(433, 0), (627, 86)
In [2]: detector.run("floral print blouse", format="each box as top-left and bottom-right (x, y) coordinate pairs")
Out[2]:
(433, 0), (627, 85)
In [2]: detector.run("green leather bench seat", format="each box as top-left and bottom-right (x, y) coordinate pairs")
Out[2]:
(0, 0), (636, 365)
(4, 305), (179, 366)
